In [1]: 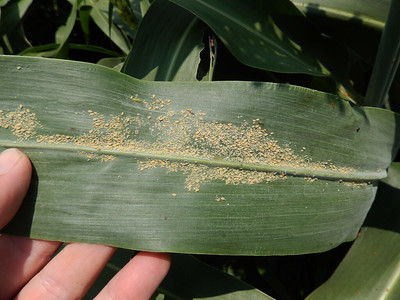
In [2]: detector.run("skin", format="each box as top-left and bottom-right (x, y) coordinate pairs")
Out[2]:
(0, 148), (170, 300)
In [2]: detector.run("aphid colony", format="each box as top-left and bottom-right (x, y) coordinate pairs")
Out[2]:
(0, 97), (358, 192)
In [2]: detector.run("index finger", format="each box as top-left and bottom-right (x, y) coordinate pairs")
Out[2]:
(0, 148), (32, 229)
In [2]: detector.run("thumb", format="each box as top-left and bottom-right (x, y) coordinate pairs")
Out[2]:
(0, 149), (32, 229)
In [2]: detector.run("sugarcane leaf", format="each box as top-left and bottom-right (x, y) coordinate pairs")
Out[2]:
(0, 0), (32, 37)
(87, 0), (131, 54)
(157, 254), (274, 299)
(381, 162), (400, 189)
(170, 0), (353, 80)
(122, 0), (207, 81)
(293, 0), (389, 27)
(307, 182), (400, 299)
(0, 55), (399, 255)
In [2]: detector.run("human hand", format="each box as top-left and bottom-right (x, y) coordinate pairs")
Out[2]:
(0, 148), (170, 299)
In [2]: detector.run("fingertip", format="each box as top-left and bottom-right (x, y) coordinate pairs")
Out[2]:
(0, 148), (32, 229)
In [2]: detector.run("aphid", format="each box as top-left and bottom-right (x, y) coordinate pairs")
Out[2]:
(131, 97), (143, 103)
(356, 127), (360, 132)
(332, 103), (336, 108)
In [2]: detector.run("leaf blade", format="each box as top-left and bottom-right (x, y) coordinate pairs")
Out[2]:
(122, 0), (207, 81)
(0, 55), (399, 255)
(307, 182), (400, 299)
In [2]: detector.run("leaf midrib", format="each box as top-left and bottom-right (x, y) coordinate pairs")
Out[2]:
(2, 141), (385, 181)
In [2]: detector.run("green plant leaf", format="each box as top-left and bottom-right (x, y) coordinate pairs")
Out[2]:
(382, 162), (400, 189)
(0, 55), (399, 255)
(139, 0), (151, 17)
(87, 0), (131, 54)
(170, 0), (369, 103)
(0, 0), (32, 36)
(20, 43), (122, 58)
(293, 0), (389, 28)
(364, 0), (400, 107)
(0, 0), (10, 7)
(0, 0), (33, 53)
(122, 0), (207, 81)
(307, 182), (400, 299)
(96, 56), (125, 70)
(170, 0), (352, 76)
(78, 5), (92, 44)
(109, 0), (138, 30)
(293, 0), (389, 92)
(23, 0), (77, 58)
(157, 254), (273, 299)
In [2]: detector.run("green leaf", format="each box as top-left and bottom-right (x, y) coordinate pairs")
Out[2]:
(293, 0), (389, 27)
(109, 0), (138, 30)
(139, 0), (151, 17)
(170, 0), (369, 103)
(24, 0), (77, 58)
(123, 0), (207, 81)
(293, 0), (389, 91)
(307, 182), (400, 299)
(0, 0), (33, 53)
(87, 0), (131, 55)
(96, 56), (125, 70)
(54, 0), (78, 58)
(0, 0), (10, 7)
(20, 43), (122, 58)
(382, 162), (400, 189)
(364, 0), (400, 107)
(170, 0), (352, 77)
(157, 254), (273, 299)
(78, 5), (92, 44)
(0, 55), (399, 255)
(0, 0), (32, 36)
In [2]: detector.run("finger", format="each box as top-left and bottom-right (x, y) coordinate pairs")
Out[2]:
(0, 148), (32, 229)
(16, 243), (116, 300)
(0, 236), (61, 299)
(95, 252), (171, 300)
(0, 148), (62, 299)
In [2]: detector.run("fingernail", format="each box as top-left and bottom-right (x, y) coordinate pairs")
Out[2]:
(0, 148), (23, 175)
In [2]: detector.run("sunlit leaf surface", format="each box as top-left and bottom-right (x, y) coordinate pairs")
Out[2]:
(0, 55), (399, 255)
